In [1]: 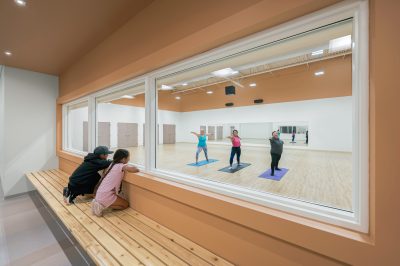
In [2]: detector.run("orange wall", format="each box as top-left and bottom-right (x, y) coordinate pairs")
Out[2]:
(57, 0), (400, 265)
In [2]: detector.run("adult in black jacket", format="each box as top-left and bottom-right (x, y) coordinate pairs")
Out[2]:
(63, 146), (113, 205)
(269, 131), (284, 176)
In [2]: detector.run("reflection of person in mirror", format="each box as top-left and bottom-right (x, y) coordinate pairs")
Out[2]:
(227, 130), (241, 169)
(291, 131), (296, 143)
(269, 131), (284, 176)
(306, 130), (308, 144)
(277, 129), (281, 138)
(191, 129), (212, 164)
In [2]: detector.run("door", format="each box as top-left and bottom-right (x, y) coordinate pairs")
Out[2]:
(97, 122), (111, 148)
(207, 126), (215, 140)
(163, 124), (176, 144)
(217, 126), (223, 140)
(118, 123), (138, 148)
(83, 121), (88, 152)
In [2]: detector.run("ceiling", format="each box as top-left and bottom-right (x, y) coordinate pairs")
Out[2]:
(0, 0), (154, 75)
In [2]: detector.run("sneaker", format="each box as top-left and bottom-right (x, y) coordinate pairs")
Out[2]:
(91, 199), (105, 217)
(229, 166), (233, 170)
(63, 187), (69, 204)
(275, 167), (282, 171)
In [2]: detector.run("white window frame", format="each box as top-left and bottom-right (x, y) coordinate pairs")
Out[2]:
(62, 1), (369, 232)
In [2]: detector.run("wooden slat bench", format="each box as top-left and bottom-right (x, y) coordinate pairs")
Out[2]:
(26, 170), (233, 266)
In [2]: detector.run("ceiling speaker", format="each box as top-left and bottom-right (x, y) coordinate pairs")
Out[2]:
(225, 102), (234, 107)
(254, 99), (264, 104)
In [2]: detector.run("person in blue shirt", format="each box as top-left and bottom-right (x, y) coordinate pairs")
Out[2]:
(191, 129), (213, 164)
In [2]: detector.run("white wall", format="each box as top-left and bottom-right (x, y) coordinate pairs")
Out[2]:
(178, 97), (352, 152)
(0, 66), (59, 197)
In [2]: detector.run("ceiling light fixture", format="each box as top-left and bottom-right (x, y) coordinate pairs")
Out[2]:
(161, 84), (173, 90)
(14, 0), (26, 6)
(4, 51), (12, 56)
(249, 83), (257, 87)
(182, 83), (188, 86)
(175, 96), (181, 100)
(212, 68), (239, 77)
(206, 91), (213, 94)
(311, 50), (324, 56)
(121, 95), (134, 99)
(314, 71), (325, 76)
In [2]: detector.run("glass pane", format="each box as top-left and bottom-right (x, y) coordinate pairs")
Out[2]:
(96, 82), (145, 166)
(155, 19), (353, 211)
(66, 101), (89, 152)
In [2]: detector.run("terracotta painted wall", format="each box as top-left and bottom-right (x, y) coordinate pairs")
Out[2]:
(57, 0), (400, 265)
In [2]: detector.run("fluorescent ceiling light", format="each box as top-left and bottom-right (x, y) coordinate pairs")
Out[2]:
(14, 0), (26, 6)
(182, 83), (188, 86)
(161, 84), (173, 90)
(175, 96), (181, 100)
(206, 91), (213, 94)
(311, 50), (324, 56)
(212, 68), (239, 77)
(249, 83), (257, 87)
(121, 95), (134, 99)
(329, 35), (351, 53)
(4, 51), (12, 56)
(314, 71), (324, 76)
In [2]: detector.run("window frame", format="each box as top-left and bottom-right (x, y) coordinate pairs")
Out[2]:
(62, 1), (369, 232)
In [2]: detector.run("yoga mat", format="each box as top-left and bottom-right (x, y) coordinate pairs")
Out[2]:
(218, 163), (251, 173)
(187, 159), (218, 167)
(258, 168), (289, 181)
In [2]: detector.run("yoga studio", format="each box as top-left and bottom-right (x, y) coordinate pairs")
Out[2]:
(1, 0), (399, 265)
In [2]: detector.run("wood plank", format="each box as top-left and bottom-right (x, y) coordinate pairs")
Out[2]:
(32, 172), (142, 266)
(53, 168), (233, 266)
(26, 173), (119, 266)
(43, 170), (179, 266)
(46, 170), (190, 266)
(116, 211), (211, 266)
(124, 208), (232, 266)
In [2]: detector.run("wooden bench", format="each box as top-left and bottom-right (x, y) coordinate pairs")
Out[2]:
(26, 170), (233, 266)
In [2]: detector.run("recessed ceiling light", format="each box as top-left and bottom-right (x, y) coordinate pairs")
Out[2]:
(161, 84), (173, 90)
(106, 102), (112, 105)
(14, 0), (26, 6)
(121, 95), (134, 99)
(175, 96), (181, 100)
(182, 83), (188, 86)
(4, 51), (12, 56)
(314, 71), (325, 76)
(206, 91), (213, 94)
(212, 68), (239, 77)
(249, 83), (257, 87)
(329, 35), (351, 52)
(311, 50), (324, 56)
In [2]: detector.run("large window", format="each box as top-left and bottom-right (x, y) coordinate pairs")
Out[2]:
(62, 2), (368, 232)
(95, 82), (145, 166)
(156, 19), (354, 211)
(65, 100), (89, 153)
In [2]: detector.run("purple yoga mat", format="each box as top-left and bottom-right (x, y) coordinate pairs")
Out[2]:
(258, 168), (289, 181)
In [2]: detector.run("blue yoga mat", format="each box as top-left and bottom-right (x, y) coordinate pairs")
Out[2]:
(258, 168), (289, 181)
(187, 159), (218, 167)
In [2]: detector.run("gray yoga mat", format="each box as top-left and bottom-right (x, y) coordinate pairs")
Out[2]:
(218, 163), (251, 173)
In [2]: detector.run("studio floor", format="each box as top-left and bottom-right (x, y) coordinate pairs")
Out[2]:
(125, 143), (353, 211)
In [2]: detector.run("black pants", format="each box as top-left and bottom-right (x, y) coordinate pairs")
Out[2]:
(271, 153), (281, 175)
(230, 147), (241, 166)
(68, 174), (101, 201)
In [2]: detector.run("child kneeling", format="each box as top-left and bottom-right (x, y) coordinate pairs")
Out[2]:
(91, 149), (138, 217)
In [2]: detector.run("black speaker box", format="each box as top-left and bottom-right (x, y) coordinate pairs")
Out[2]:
(225, 85), (235, 95)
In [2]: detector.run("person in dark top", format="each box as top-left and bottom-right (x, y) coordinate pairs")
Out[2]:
(269, 131), (284, 176)
(306, 130), (309, 144)
(63, 146), (113, 205)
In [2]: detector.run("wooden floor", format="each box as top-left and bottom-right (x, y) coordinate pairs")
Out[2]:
(26, 170), (233, 266)
(125, 143), (353, 211)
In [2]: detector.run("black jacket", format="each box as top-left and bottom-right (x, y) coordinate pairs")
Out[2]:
(269, 138), (284, 155)
(68, 153), (112, 190)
